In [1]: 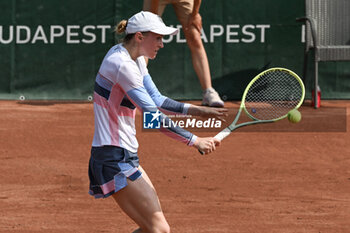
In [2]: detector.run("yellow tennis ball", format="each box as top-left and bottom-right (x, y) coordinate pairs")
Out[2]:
(288, 109), (302, 123)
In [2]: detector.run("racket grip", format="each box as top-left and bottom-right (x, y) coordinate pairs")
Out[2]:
(214, 127), (231, 141)
(197, 128), (231, 155)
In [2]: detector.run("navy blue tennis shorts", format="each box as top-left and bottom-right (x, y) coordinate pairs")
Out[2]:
(88, 146), (142, 198)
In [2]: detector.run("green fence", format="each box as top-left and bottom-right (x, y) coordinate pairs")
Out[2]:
(0, 0), (349, 100)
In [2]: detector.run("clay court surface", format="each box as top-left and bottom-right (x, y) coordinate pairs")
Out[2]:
(0, 100), (349, 233)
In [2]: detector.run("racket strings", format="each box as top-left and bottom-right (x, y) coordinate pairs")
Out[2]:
(244, 70), (303, 120)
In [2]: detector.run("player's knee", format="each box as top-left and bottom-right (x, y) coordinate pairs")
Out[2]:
(153, 221), (170, 233)
(157, 223), (170, 233)
(187, 36), (202, 49)
(185, 30), (203, 49)
(146, 218), (170, 233)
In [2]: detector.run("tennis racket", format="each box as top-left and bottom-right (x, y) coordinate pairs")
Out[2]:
(199, 67), (305, 155)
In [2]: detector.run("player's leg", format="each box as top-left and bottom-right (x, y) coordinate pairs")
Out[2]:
(143, 0), (169, 15)
(143, 0), (169, 65)
(112, 166), (170, 233)
(144, 0), (210, 91)
(172, 1), (211, 90)
(172, 0), (224, 107)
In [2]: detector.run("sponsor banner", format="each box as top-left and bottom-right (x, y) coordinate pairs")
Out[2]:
(0, 25), (111, 44)
(0, 24), (272, 45)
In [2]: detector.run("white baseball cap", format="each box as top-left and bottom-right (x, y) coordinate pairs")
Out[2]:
(125, 11), (178, 36)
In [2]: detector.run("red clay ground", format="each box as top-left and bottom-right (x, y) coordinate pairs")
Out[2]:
(0, 100), (349, 233)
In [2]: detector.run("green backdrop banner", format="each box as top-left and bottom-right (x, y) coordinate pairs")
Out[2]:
(0, 0), (349, 100)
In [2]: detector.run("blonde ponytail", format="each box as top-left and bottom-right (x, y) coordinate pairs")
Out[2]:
(115, 20), (127, 34)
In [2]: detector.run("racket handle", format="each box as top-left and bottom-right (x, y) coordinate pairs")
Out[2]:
(214, 127), (231, 141)
(197, 128), (231, 155)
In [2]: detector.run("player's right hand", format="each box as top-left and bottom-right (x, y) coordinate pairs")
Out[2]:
(193, 137), (221, 154)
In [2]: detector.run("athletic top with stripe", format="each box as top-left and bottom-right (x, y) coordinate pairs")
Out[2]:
(92, 44), (197, 153)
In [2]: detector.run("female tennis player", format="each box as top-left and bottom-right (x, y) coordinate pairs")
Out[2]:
(88, 11), (227, 233)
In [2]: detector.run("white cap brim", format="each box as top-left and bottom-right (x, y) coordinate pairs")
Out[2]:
(151, 26), (178, 36)
(125, 11), (179, 36)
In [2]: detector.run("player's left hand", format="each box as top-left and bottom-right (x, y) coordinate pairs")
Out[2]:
(188, 105), (228, 122)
